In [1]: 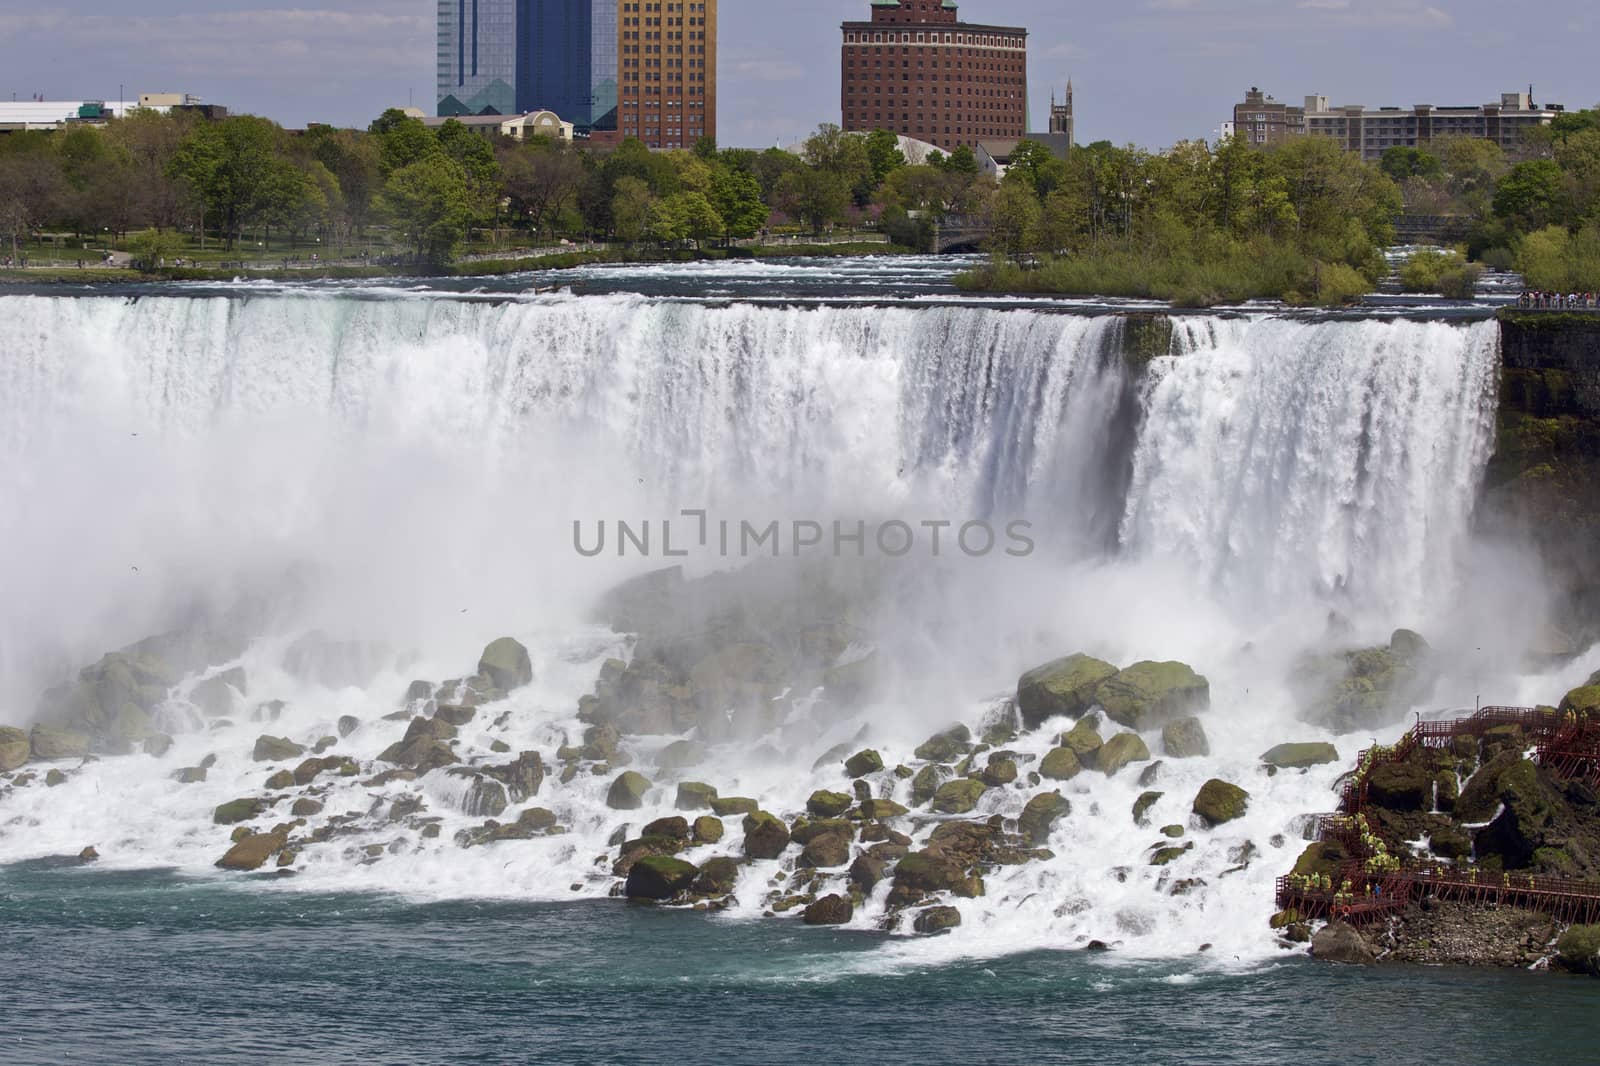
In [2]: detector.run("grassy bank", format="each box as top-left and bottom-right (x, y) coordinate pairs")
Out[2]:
(0, 242), (913, 287)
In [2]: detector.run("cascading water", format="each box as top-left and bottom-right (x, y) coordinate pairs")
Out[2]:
(0, 285), (1551, 965)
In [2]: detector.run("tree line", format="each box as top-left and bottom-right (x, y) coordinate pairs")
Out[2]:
(0, 109), (992, 267)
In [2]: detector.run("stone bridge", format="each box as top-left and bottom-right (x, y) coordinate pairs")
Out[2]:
(932, 215), (992, 254)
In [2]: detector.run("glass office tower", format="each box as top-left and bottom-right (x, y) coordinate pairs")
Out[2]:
(437, 0), (518, 116)
(514, 0), (618, 132)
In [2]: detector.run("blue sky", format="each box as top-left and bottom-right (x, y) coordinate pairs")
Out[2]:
(1, 1), (1596, 148)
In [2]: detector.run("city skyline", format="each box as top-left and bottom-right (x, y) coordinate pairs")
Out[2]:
(1, 0), (1596, 147)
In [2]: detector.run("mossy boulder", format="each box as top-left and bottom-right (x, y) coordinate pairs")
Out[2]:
(1560, 686), (1600, 717)
(216, 831), (287, 871)
(860, 797), (909, 819)
(213, 798), (266, 825)
(1367, 761), (1432, 812)
(888, 850), (984, 907)
(913, 905), (963, 934)
(791, 818), (853, 846)
(1260, 742), (1340, 770)
(291, 798), (324, 817)
(252, 735), (305, 762)
(802, 894), (854, 925)
(710, 796), (758, 817)
(1096, 661), (1210, 731)
(1133, 791), (1164, 827)
(1016, 654), (1118, 728)
(914, 725), (973, 763)
(1039, 746), (1082, 781)
(692, 816), (724, 844)
(625, 855), (699, 900)
(1060, 718), (1103, 768)
(642, 815), (691, 841)
(742, 811), (792, 859)
(807, 789), (854, 818)
(690, 856), (742, 897)
(0, 726), (30, 771)
(656, 739), (707, 771)
(1018, 792), (1071, 845)
(844, 749), (884, 778)
(799, 833), (851, 869)
(264, 769), (295, 790)
(477, 637), (533, 693)
(981, 757), (1018, 787)
(911, 763), (950, 805)
(1161, 717), (1210, 759)
(675, 781), (719, 810)
(931, 778), (988, 814)
(1096, 732), (1152, 777)
(190, 669), (246, 718)
(1294, 632), (1436, 732)
(605, 771), (653, 810)
(1193, 779), (1250, 827)
(29, 725), (90, 761)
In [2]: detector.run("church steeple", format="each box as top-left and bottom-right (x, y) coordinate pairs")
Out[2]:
(1049, 77), (1074, 147)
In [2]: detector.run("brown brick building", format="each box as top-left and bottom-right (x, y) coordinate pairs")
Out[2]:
(618, 0), (717, 149)
(840, 0), (1027, 151)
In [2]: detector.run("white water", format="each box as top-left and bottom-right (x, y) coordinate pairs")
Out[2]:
(0, 286), (1584, 966)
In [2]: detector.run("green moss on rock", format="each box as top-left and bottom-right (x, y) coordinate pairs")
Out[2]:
(1096, 732), (1152, 776)
(931, 778), (988, 814)
(1096, 661), (1210, 731)
(1016, 654), (1118, 728)
(1193, 779), (1249, 827)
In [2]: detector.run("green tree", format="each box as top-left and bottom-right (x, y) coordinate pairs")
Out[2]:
(987, 179), (1043, 262)
(378, 154), (473, 265)
(170, 115), (289, 247)
(369, 109), (440, 175)
(709, 167), (767, 240)
(611, 175), (655, 244)
(775, 167), (850, 235)
(1380, 146), (1442, 183)
(863, 129), (907, 186)
(1494, 159), (1565, 229)
(0, 152), (65, 259)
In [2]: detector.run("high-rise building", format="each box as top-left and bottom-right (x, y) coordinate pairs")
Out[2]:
(617, 0), (718, 150)
(437, 0), (518, 117)
(1233, 86), (1564, 161)
(437, 0), (617, 133)
(840, 0), (1028, 151)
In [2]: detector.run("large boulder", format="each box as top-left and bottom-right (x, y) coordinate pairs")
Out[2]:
(1261, 742), (1340, 770)
(844, 749), (884, 778)
(911, 764), (950, 805)
(915, 725), (974, 763)
(1294, 633), (1436, 732)
(799, 834), (851, 869)
(0, 726), (30, 771)
(213, 798), (267, 825)
(477, 637), (533, 693)
(913, 905), (963, 934)
(1193, 779), (1250, 827)
(1309, 921), (1376, 965)
(1016, 654), (1118, 728)
(606, 771), (653, 810)
(802, 894), (854, 925)
(1096, 732), (1152, 777)
(690, 856), (741, 897)
(692, 816), (724, 844)
(887, 850), (983, 907)
(1039, 746), (1082, 781)
(1018, 792), (1071, 845)
(1096, 662), (1210, 731)
(742, 811), (792, 859)
(1161, 717), (1209, 758)
(481, 751), (545, 802)
(216, 831), (287, 872)
(1560, 685), (1600, 717)
(931, 778), (988, 814)
(807, 790), (854, 818)
(710, 796), (758, 817)
(1060, 718), (1103, 768)
(30, 725), (90, 761)
(675, 781), (719, 810)
(252, 735), (305, 762)
(625, 855), (699, 900)
(1366, 762), (1432, 812)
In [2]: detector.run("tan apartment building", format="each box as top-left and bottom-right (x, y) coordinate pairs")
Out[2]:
(618, 0), (716, 149)
(1234, 87), (1563, 161)
(841, 0), (1028, 151)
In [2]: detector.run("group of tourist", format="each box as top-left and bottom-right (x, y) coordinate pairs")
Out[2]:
(1518, 291), (1600, 309)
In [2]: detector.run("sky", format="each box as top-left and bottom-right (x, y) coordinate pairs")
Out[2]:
(1, 0), (1597, 149)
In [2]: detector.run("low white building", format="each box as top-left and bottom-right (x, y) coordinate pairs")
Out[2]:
(0, 99), (138, 131)
(413, 108), (575, 143)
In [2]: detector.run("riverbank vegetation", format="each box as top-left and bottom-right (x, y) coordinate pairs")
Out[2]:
(959, 136), (1401, 306)
(0, 111), (932, 274)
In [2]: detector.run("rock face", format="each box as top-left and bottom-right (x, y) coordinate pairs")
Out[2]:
(1018, 792), (1071, 845)
(0, 726), (30, 771)
(1096, 661), (1210, 731)
(606, 771), (652, 810)
(807, 790), (854, 818)
(1016, 654), (1118, 728)
(675, 782), (719, 810)
(1294, 631), (1436, 732)
(888, 850), (983, 907)
(802, 894), (854, 925)
(1310, 921), (1376, 965)
(213, 798), (266, 825)
(625, 855), (699, 900)
(1161, 717), (1210, 758)
(743, 811), (792, 859)
(1060, 718), (1103, 768)
(30, 725), (90, 760)
(1096, 732), (1152, 776)
(1193, 779), (1250, 827)
(914, 725), (974, 763)
(477, 637), (533, 692)
(1366, 762), (1432, 811)
(1261, 742), (1340, 769)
